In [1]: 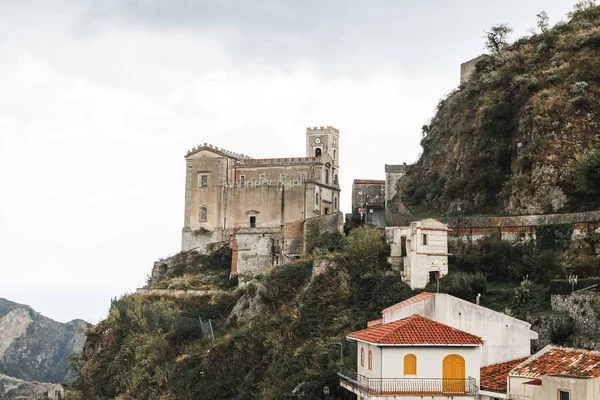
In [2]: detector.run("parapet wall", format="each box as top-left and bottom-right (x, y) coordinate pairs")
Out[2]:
(445, 210), (600, 229)
(445, 210), (600, 250)
(306, 126), (339, 134)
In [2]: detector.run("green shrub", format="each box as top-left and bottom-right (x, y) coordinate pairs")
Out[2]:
(549, 278), (600, 294)
(574, 149), (600, 198)
(582, 31), (600, 48)
(438, 272), (488, 302)
(536, 223), (573, 251)
(549, 314), (576, 345)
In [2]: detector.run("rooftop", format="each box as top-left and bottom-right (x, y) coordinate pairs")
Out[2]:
(480, 357), (530, 393)
(353, 179), (385, 185)
(347, 314), (483, 346)
(510, 346), (600, 378)
(381, 292), (435, 315)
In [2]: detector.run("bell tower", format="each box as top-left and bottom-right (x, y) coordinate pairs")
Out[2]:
(305, 126), (340, 169)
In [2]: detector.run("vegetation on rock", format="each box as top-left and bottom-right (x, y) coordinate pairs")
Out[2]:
(401, 2), (600, 216)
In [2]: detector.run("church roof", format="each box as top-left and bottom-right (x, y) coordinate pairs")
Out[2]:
(347, 314), (483, 346)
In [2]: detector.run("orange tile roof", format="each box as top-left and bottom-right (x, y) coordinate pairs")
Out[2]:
(480, 357), (530, 393)
(511, 346), (600, 378)
(367, 318), (383, 328)
(347, 314), (483, 346)
(381, 292), (435, 314)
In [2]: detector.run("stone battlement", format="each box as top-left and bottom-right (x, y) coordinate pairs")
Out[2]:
(306, 126), (339, 134)
(185, 143), (252, 160)
(237, 156), (320, 166)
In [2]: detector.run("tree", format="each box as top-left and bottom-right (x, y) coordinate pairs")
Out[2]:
(536, 10), (550, 33)
(345, 227), (386, 273)
(485, 24), (513, 53)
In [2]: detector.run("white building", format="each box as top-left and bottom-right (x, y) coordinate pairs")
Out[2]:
(386, 219), (450, 289)
(508, 346), (600, 400)
(341, 314), (482, 400)
(380, 292), (538, 367)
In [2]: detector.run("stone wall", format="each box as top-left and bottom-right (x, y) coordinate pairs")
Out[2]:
(460, 54), (487, 84)
(445, 210), (600, 250)
(551, 292), (600, 332)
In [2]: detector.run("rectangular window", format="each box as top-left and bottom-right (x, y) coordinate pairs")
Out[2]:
(325, 169), (330, 184)
(240, 175), (246, 185)
(300, 173), (306, 182)
(198, 173), (208, 188)
(249, 216), (256, 228)
(422, 234), (428, 246)
(199, 207), (207, 222)
(280, 174), (286, 183)
(260, 174), (265, 184)
(559, 390), (570, 400)
(401, 236), (407, 257)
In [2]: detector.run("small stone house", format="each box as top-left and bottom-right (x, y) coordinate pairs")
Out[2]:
(46, 384), (65, 400)
(386, 219), (450, 289)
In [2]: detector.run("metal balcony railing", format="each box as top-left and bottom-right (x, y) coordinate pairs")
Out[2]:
(338, 367), (478, 397)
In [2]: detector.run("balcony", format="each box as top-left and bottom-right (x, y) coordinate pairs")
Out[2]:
(338, 368), (478, 397)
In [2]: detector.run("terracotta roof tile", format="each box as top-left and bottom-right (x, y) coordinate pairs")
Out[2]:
(480, 357), (530, 393)
(381, 292), (435, 314)
(347, 314), (483, 346)
(367, 318), (383, 327)
(511, 346), (600, 378)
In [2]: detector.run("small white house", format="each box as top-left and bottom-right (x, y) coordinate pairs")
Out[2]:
(340, 314), (483, 400)
(379, 292), (538, 367)
(386, 219), (450, 289)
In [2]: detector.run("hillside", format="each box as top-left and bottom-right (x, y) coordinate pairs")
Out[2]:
(0, 372), (53, 399)
(397, 3), (600, 216)
(73, 228), (418, 399)
(0, 298), (87, 384)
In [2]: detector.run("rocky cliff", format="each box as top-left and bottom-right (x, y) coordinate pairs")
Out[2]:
(398, 4), (600, 216)
(0, 298), (87, 384)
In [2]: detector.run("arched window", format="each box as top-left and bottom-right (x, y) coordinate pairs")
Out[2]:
(315, 148), (322, 157)
(404, 354), (417, 375)
(334, 197), (338, 211)
(316, 192), (319, 205)
(360, 348), (364, 367)
(333, 149), (336, 160)
(199, 206), (207, 221)
(368, 350), (372, 370)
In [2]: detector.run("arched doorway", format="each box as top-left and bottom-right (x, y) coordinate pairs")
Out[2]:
(442, 354), (465, 393)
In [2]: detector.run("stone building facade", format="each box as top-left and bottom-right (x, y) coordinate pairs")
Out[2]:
(180, 126), (343, 276)
(351, 179), (386, 227)
(386, 219), (450, 289)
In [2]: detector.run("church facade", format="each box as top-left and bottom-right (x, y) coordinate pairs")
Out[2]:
(180, 126), (342, 274)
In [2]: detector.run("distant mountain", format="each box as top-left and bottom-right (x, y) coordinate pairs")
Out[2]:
(0, 372), (53, 399)
(0, 298), (87, 384)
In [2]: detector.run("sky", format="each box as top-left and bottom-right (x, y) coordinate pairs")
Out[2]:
(0, 0), (580, 323)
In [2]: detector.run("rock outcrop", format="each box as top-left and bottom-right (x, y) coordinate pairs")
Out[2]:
(0, 298), (88, 384)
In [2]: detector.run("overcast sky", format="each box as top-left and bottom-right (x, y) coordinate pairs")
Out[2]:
(0, 0), (579, 323)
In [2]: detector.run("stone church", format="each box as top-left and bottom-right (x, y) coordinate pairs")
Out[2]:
(181, 126), (343, 274)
